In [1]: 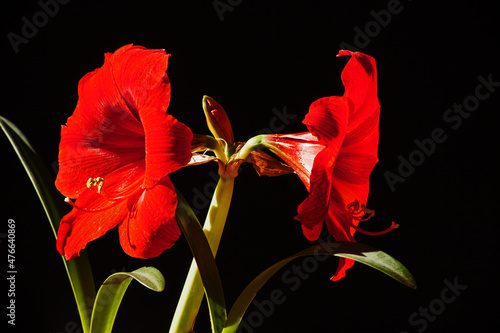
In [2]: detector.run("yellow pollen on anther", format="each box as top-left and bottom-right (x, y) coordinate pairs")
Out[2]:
(86, 177), (104, 194)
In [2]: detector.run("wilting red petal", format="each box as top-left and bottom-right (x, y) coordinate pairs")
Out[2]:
(118, 177), (181, 258)
(249, 150), (294, 177)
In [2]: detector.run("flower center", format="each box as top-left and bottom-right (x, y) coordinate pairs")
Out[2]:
(346, 200), (399, 236)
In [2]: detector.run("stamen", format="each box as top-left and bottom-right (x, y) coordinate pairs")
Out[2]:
(348, 221), (399, 236)
(347, 200), (375, 221)
(86, 177), (104, 194)
(347, 200), (361, 212)
(345, 200), (398, 235)
(64, 197), (121, 213)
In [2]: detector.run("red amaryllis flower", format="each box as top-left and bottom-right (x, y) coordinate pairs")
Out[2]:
(56, 44), (193, 260)
(257, 51), (397, 280)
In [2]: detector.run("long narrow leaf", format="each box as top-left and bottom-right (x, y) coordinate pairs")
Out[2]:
(89, 266), (165, 333)
(223, 242), (416, 332)
(0, 116), (96, 333)
(175, 190), (227, 333)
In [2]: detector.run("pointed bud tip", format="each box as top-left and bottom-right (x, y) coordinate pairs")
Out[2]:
(201, 95), (234, 143)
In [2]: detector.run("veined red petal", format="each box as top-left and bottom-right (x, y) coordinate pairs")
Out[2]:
(56, 49), (146, 198)
(261, 132), (324, 191)
(326, 178), (370, 240)
(337, 50), (378, 112)
(110, 44), (193, 186)
(110, 45), (171, 119)
(142, 114), (193, 188)
(56, 188), (130, 260)
(56, 162), (147, 260)
(108, 46), (193, 186)
(118, 177), (181, 258)
(325, 179), (370, 281)
(56, 44), (193, 261)
(303, 96), (349, 149)
(95, 160), (146, 200)
(295, 148), (335, 239)
(301, 223), (323, 241)
(334, 51), (380, 185)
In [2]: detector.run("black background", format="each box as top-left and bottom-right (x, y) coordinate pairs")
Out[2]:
(1, 1), (499, 332)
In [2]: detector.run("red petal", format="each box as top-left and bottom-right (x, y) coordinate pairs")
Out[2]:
(301, 223), (323, 241)
(334, 51), (380, 184)
(100, 44), (194, 188)
(118, 177), (181, 258)
(110, 45), (171, 120)
(295, 148), (335, 239)
(333, 120), (378, 185)
(142, 114), (193, 188)
(331, 258), (355, 281)
(56, 189), (130, 260)
(261, 132), (324, 191)
(56, 162), (146, 260)
(325, 178), (370, 281)
(56, 44), (194, 197)
(337, 50), (378, 111)
(303, 96), (349, 149)
(327, 178), (370, 239)
(56, 49), (146, 197)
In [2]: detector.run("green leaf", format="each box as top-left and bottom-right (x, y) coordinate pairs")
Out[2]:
(223, 241), (416, 333)
(0, 116), (96, 333)
(0, 116), (64, 235)
(89, 267), (165, 333)
(175, 190), (227, 333)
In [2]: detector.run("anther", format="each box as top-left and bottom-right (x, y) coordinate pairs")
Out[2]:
(86, 177), (104, 194)
(347, 200), (375, 221)
(345, 200), (398, 236)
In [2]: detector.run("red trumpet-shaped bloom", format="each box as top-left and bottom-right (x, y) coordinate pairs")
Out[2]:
(260, 51), (397, 280)
(56, 44), (193, 260)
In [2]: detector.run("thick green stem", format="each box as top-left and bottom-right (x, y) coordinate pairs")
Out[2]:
(170, 176), (235, 333)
